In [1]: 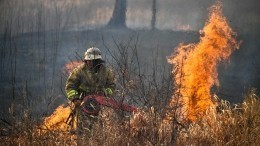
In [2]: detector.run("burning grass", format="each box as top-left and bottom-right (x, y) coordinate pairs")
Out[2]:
(40, 104), (71, 132)
(0, 91), (259, 145)
(177, 90), (260, 145)
(167, 1), (240, 122)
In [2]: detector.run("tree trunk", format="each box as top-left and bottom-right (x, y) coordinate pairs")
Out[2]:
(107, 0), (127, 28)
(151, 0), (157, 29)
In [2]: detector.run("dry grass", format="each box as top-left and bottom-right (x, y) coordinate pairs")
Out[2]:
(0, 90), (259, 145)
(176, 90), (260, 145)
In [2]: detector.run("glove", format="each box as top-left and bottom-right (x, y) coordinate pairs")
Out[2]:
(72, 98), (81, 107)
(103, 88), (113, 96)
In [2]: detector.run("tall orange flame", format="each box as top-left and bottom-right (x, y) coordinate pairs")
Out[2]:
(167, 2), (240, 122)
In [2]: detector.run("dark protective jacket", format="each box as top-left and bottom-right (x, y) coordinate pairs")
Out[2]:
(65, 63), (115, 100)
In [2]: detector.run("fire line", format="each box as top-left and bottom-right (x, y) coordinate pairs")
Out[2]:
(166, 1), (240, 122)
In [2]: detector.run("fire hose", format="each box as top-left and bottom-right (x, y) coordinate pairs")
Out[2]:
(82, 95), (137, 113)
(66, 95), (137, 125)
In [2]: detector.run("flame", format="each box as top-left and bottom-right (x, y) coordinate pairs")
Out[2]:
(166, 2), (240, 122)
(63, 60), (83, 75)
(39, 61), (82, 132)
(39, 60), (83, 132)
(40, 104), (71, 132)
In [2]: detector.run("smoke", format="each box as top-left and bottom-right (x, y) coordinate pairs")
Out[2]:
(0, 0), (259, 117)
(127, 0), (152, 29)
(222, 0), (260, 34)
(0, 0), (259, 33)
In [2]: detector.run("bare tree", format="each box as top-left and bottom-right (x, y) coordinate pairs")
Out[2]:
(107, 0), (127, 28)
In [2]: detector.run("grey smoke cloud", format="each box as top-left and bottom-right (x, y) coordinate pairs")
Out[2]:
(0, 0), (259, 33)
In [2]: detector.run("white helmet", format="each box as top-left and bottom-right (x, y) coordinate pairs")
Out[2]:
(84, 47), (102, 60)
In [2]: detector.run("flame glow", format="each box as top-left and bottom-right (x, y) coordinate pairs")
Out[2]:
(40, 61), (83, 131)
(166, 2), (240, 122)
(63, 61), (83, 75)
(40, 105), (71, 131)
(40, 61), (82, 132)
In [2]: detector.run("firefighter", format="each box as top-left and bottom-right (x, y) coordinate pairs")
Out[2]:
(65, 47), (115, 134)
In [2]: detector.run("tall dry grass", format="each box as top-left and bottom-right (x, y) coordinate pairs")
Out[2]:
(0, 90), (259, 145)
(176, 90), (260, 145)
